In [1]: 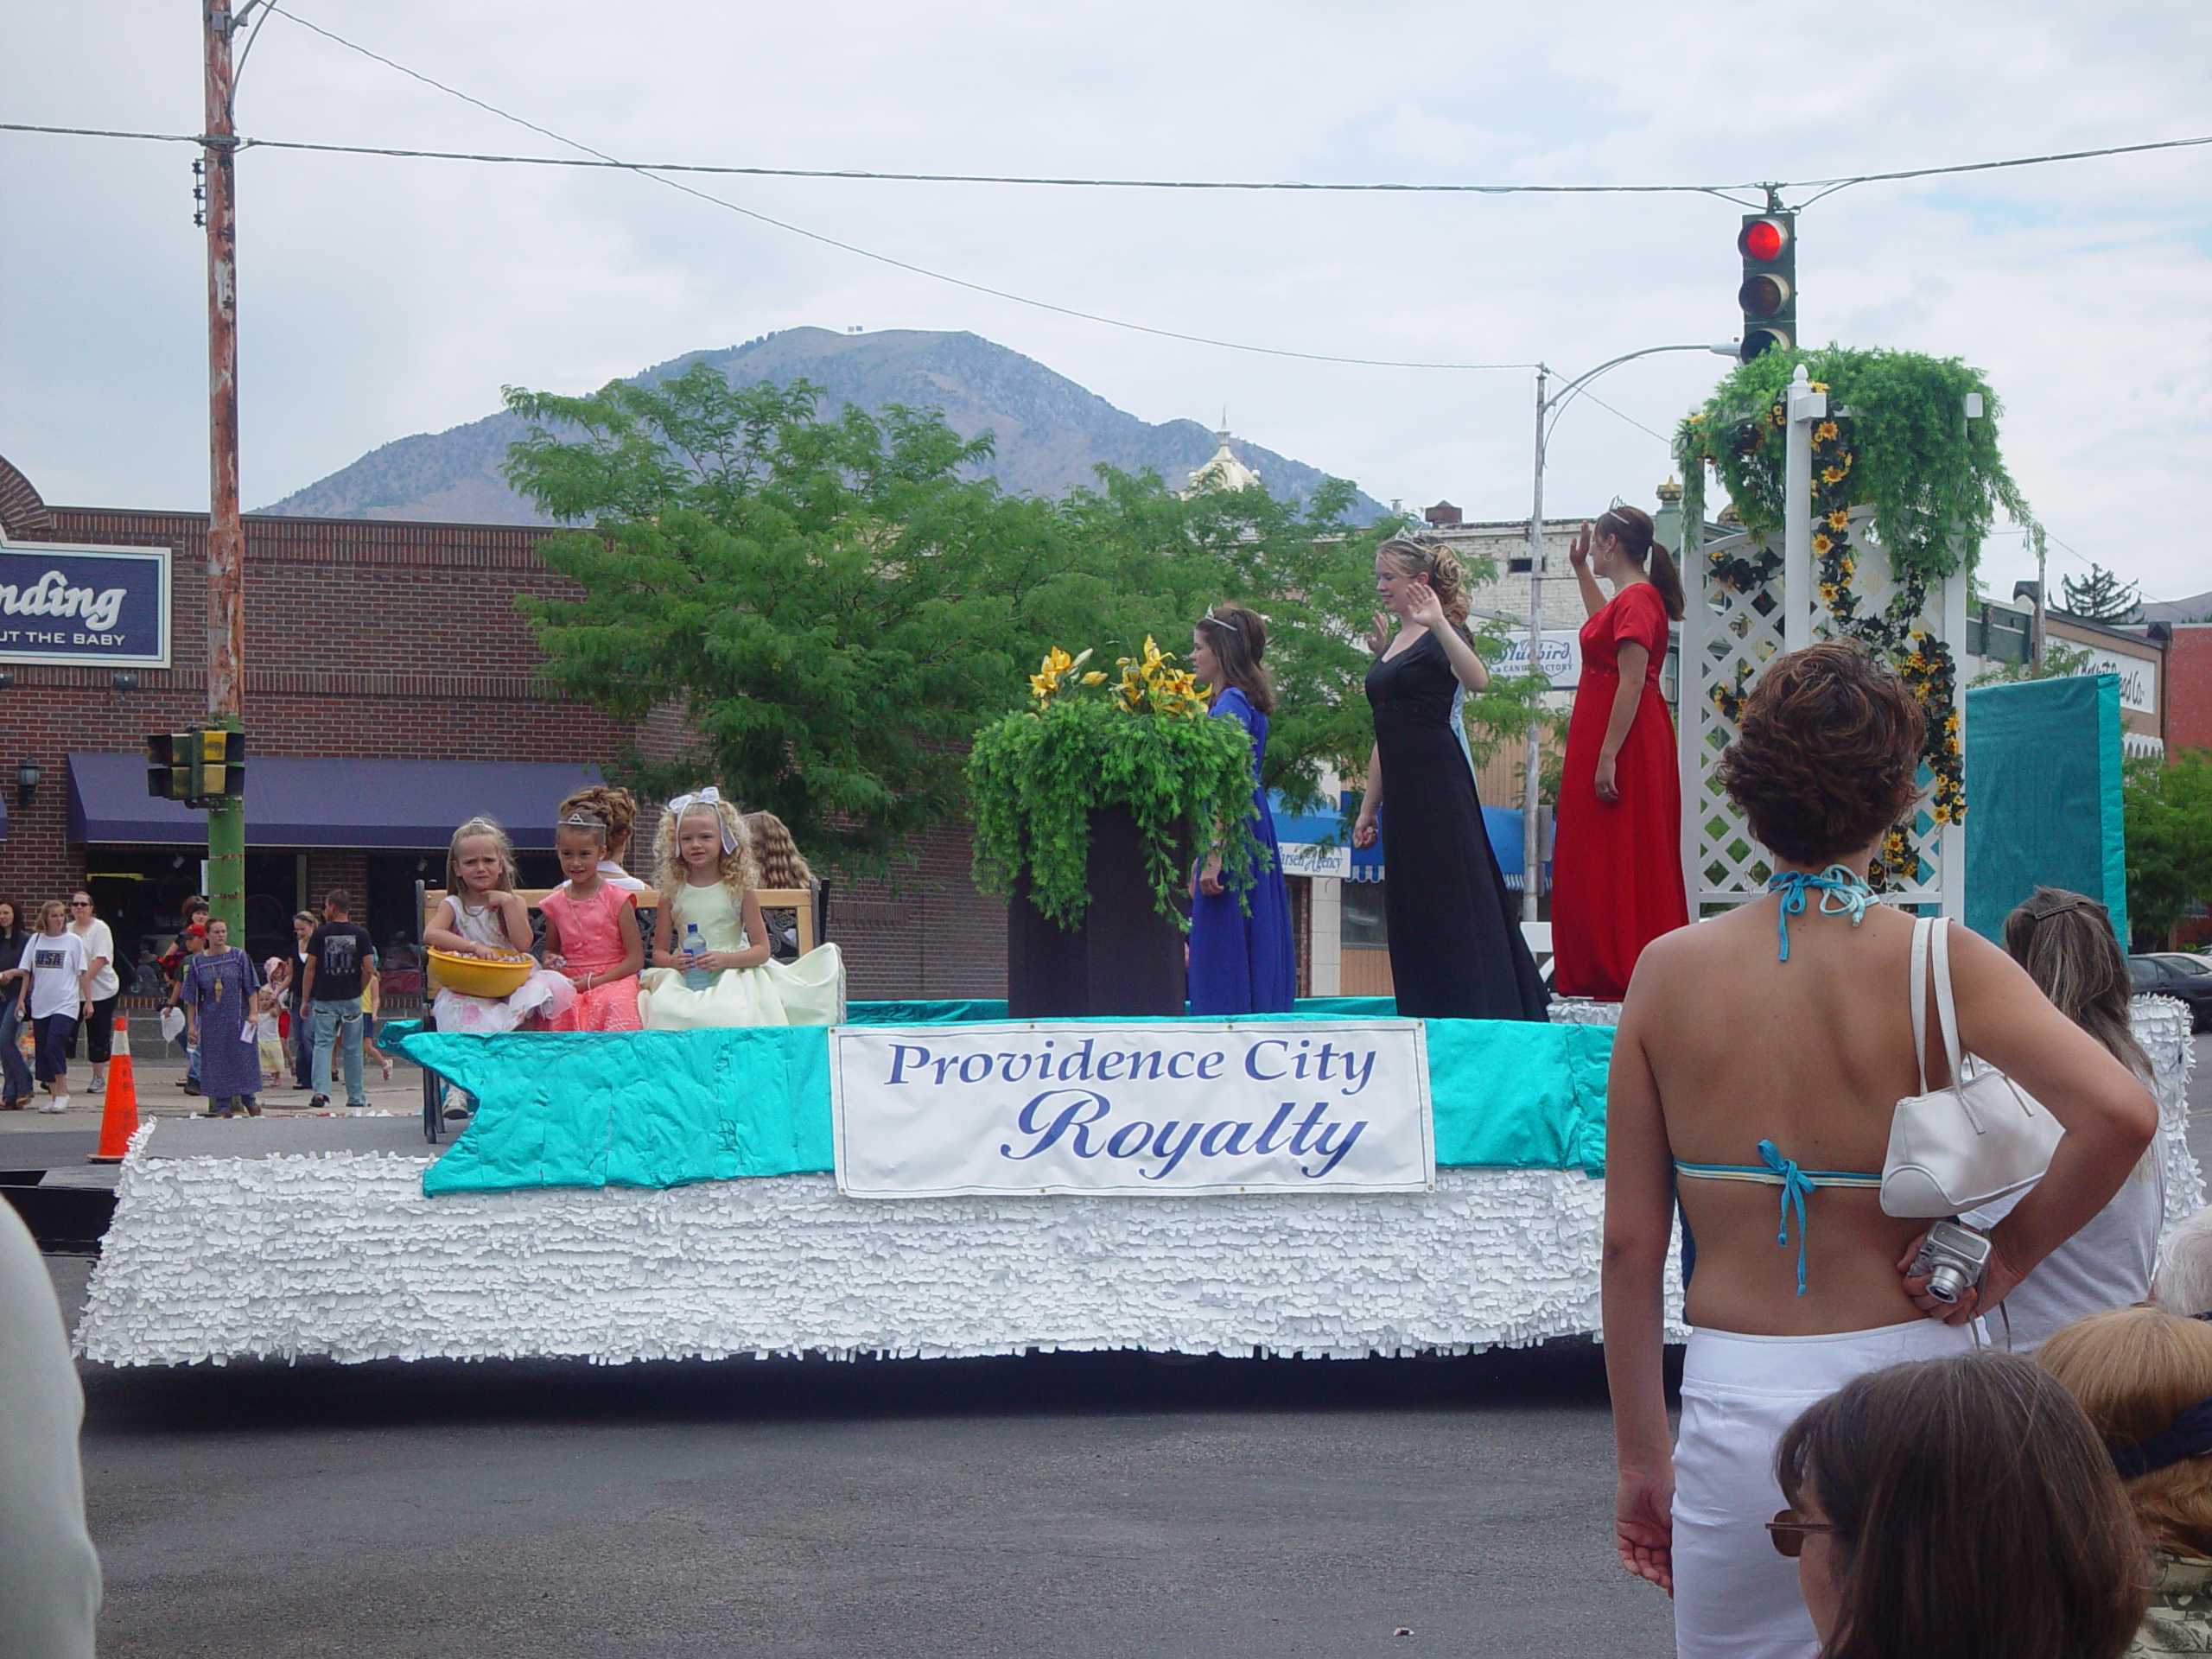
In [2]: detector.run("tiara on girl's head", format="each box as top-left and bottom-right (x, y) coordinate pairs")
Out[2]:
(560, 809), (606, 829)
(1198, 612), (1239, 632)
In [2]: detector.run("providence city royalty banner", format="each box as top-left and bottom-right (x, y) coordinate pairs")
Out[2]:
(830, 1020), (1434, 1198)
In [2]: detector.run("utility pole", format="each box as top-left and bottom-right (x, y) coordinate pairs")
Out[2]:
(200, 0), (246, 938)
(2032, 541), (2048, 672)
(1522, 365), (1546, 925)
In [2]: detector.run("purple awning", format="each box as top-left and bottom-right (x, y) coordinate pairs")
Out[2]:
(67, 753), (603, 849)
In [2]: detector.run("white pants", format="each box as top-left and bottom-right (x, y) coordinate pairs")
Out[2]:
(1672, 1319), (1978, 1659)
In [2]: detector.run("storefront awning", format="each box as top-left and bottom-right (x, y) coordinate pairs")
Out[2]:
(67, 754), (604, 849)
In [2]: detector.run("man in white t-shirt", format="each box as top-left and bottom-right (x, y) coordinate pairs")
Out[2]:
(66, 893), (119, 1095)
(24, 902), (91, 1115)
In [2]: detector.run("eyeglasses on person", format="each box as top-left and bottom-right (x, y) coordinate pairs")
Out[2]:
(1766, 1510), (1840, 1558)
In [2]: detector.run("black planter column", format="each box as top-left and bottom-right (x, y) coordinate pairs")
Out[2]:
(1006, 807), (1186, 1019)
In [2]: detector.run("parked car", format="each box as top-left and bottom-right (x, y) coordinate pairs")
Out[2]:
(2128, 953), (2212, 1032)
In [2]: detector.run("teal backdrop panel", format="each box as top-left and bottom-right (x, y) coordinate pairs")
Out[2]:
(1964, 673), (2127, 945)
(404, 1011), (1616, 1196)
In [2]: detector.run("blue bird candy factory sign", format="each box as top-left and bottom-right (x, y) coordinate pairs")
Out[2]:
(0, 533), (171, 668)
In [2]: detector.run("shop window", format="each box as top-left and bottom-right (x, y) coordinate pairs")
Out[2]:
(80, 850), (304, 994)
(1340, 882), (1389, 947)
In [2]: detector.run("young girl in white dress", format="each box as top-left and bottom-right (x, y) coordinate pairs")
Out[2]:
(423, 816), (575, 1033)
(638, 789), (844, 1029)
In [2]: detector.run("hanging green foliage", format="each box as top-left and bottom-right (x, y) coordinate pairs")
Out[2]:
(968, 639), (1259, 930)
(1674, 346), (2024, 887)
(1675, 346), (2040, 583)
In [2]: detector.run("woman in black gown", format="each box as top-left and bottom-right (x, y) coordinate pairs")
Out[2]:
(1352, 537), (1548, 1021)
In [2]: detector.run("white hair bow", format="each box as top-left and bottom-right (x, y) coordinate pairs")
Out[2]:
(669, 785), (741, 855)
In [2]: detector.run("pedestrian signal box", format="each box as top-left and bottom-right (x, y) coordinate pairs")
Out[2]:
(146, 731), (195, 801)
(196, 728), (244, 802)
(145, 728), (245, 806)
(1737, 212), (1796, 362)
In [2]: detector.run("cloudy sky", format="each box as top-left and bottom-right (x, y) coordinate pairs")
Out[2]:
(3, 1), (2207, 602)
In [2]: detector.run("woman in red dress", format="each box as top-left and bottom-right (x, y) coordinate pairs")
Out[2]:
(1552, 504), (1690, 1000)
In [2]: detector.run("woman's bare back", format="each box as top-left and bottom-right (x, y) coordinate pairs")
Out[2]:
(1630, 898), (1938, 1334)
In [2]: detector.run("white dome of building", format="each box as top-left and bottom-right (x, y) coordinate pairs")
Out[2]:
(1180, 423), (1262, 497)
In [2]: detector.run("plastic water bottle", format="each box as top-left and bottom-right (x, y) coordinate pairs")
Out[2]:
(683, 923), (711, 991)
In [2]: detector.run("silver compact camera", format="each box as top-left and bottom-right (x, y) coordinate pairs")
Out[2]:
(1910, 1219), (1993, 1305)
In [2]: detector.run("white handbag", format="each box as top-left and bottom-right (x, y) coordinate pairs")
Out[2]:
(1879, 916), (2063, 1218)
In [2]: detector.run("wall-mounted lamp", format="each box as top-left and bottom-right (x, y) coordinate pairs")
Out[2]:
(15, 757), (40, 809)
(0, 670), (13, 690)
(111, 671), (138, 693)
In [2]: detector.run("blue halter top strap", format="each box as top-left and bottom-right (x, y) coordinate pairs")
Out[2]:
(1765, 864), (1877, 961)
(1672, 1140), (1885, 1297)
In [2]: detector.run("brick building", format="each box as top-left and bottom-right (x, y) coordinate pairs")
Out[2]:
(2164, 623), (2212, 754)
(0, 452), (1007, 1001)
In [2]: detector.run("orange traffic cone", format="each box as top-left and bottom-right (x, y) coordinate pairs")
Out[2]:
(88, 1023), (140, 1163)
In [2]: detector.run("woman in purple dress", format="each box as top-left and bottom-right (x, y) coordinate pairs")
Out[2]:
(182, 918), (264, 1118)
(1187, 605), (1295, 1014)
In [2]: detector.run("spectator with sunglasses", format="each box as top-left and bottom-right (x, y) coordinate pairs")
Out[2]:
(64, 892), (118, 1096)
(1774, 1351), (2144, 1659)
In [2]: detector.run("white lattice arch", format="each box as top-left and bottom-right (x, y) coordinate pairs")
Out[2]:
(1679, 503), (1969, 917)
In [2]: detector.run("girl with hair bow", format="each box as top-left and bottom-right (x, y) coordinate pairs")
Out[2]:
(637, 788), (845, 1029)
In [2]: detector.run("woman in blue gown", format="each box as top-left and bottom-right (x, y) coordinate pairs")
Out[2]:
(1187, 605), (1296, 1014)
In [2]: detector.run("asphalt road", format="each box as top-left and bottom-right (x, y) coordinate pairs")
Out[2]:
(58, 1330), (1673, 1659)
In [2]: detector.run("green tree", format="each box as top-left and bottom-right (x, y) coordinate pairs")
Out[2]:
(500, 362), (1433, 869)
(2122, 749), (2212, 949)
(2060, 561), (2141, 624)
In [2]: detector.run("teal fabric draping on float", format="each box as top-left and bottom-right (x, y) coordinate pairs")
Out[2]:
(1962, 672), (2129, 946)
(402, 1003), (1614, 1197)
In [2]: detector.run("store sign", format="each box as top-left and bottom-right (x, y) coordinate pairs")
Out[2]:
(2067, 648), (2157, 715)
(0, 533), (171, 667)
(830, 1020), (1434, 1198)
(1496, 629), (1582, 689)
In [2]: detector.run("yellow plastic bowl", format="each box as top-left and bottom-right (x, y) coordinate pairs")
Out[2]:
(427, 947), (536, 999)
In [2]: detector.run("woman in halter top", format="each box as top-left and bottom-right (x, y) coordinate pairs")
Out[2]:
(1601, 640), (2156, 1659)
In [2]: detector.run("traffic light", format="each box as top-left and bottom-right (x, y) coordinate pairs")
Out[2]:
(146, 731), (195, 800)
(196, 728), (245, 802)
(1737, 212), (1796, 362)
(143, 728), (245, 804)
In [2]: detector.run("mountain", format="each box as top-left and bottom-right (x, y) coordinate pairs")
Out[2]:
(2139, 590), (2212, 626)
(257, 327), (1386, 524)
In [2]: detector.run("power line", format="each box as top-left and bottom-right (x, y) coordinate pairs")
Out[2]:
(9, 117), (2205, 204)
(1576, 390), (1675, 448)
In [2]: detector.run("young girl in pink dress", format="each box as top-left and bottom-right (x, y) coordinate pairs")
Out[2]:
(538, 808), (644, 1032)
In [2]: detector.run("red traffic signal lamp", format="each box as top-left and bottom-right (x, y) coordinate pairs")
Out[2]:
(1737, 212), (1796, 362)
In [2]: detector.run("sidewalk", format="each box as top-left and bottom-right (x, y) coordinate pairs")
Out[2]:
(3, 1011), (429, 1133)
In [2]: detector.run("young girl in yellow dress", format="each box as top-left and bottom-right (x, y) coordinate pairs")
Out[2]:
(638, 789), (844, 1029)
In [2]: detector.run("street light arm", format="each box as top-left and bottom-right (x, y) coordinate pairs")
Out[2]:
(1541, 342), (1738, 457)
